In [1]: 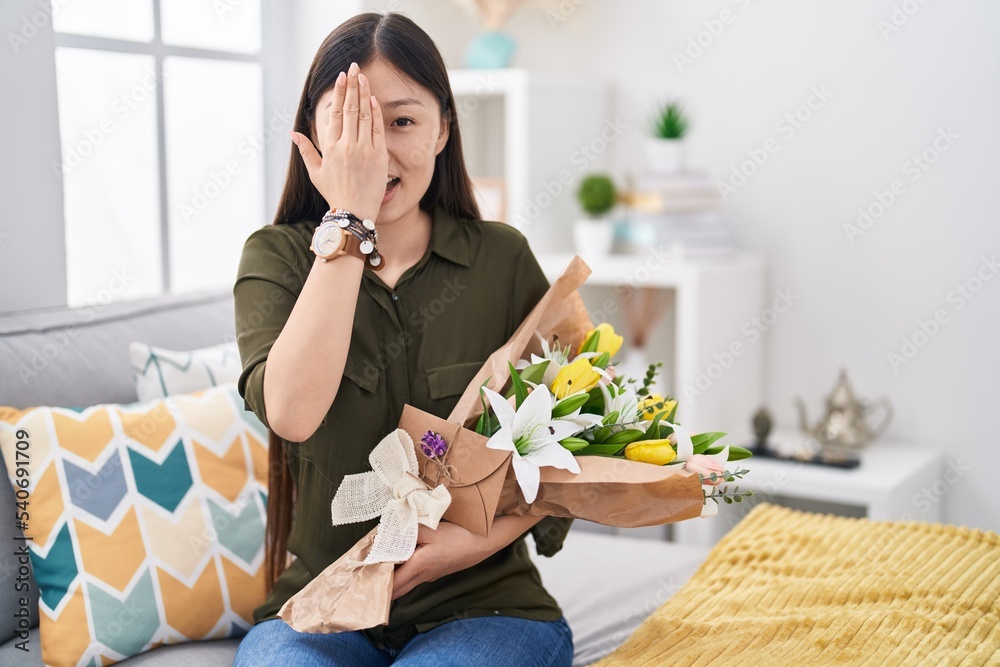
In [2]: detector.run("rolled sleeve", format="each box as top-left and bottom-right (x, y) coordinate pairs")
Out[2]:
(233, 226), (302, 432)
(508, 236), (575, 556)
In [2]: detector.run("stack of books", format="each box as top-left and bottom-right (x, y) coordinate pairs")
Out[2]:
(616, 171), (736, 259)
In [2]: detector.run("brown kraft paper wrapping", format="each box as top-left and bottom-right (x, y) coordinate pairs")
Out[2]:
(277, 527), (394, 633)
(277, 255), (706, 633)
(494, 457), (705, 526)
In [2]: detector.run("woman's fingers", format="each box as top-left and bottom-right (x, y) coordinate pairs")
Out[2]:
(370, 94), (385, 153)
(289, 131), (321, 178)
(357, 71), (373, 146)
(326, 70), (347, 150)
(342, 62), (360, 142)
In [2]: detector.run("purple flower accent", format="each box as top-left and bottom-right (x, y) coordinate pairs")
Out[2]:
(420, 430), (448, 458)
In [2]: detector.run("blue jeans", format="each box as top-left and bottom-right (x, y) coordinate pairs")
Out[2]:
(233, 615), (574, 666)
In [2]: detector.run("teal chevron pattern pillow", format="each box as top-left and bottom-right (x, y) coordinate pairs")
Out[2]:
(0, 383), (269, 666)
(130, 341), (242, 402)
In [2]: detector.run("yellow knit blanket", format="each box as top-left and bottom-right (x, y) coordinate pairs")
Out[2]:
(595, 503), (1000, 666)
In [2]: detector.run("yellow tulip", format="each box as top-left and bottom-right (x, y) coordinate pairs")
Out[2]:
(550, 357), (601, 399)
(624, 438), (678, 465)
(578, 323), (624, 358)
(638, 394), (676, 420)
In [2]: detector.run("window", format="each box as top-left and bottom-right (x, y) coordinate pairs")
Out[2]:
(52, 0), (268, 306)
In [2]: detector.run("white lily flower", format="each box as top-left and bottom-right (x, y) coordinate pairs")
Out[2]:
(599, 381), (641, 422)
(514, 332), (572, 387)
(482, 384), (583, 504)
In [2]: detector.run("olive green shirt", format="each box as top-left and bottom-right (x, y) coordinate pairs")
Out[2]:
(233, 204), (573, 650)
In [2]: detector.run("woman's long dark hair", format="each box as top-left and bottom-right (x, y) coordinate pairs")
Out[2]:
(264, 12), (482, 592)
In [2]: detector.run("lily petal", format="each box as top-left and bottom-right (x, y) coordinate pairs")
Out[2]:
(705, 445), (730, 467)
(524, 441), (581, 474)
(485, 424), (517, 453)
(483, 386), (516, 430)
(512, 382), (554, 436)
(664, 419), (694, 460)
(512, 455), (541, 503)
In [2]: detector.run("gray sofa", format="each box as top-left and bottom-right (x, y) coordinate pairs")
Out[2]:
(0, 289), (242, 665)
(0, 289), (710, 667)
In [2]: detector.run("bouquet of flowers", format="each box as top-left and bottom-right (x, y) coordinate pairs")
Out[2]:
(278, 256), (753, 633)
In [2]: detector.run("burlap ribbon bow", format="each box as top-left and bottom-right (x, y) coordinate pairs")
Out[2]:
(330, 428), (452, 564)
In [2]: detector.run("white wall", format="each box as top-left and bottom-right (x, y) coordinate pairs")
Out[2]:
(355, 0), (1000, 532)
(0, 0), (68, 312)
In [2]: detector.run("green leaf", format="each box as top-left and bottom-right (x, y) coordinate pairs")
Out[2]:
(580, 330), (600, 354)
(505, 360), (551, 398)
(591, 351), (611, 369)
(643, 410), (665, 440)
(703, 444), (753, 461)
(602, 410), (620, 426)
(604, 428), (647, 445)
(559, 436), (590, 452)
(582, 385), (605, 413)
(691, 431), (727, 454)
(576, 443), (627, 457)
(551, 392), (589, 418)
(476, 378), (492, 435)
(508, 361), (528, 409)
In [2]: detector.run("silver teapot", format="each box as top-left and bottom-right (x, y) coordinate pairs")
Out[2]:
(795, 369), (893, 449)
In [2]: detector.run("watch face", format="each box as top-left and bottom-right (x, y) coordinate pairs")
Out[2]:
(314, 223), (342, 256)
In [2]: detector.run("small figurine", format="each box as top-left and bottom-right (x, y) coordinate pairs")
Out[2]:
(752, 406), (772, 450)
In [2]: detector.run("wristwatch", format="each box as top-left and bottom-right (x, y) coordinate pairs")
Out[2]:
(311, 210), (384, 270)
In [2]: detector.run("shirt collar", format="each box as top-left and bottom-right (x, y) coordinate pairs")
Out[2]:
(426, 205), (473, 268)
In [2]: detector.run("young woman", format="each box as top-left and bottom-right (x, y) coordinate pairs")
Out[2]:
(232, 12), (574, 667)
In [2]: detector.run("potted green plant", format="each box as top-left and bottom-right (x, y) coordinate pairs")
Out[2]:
(646, 100), (689, 173)
(573, 174), (617, 258)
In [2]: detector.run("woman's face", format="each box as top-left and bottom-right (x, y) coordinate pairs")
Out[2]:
(312, 57), (449, 225)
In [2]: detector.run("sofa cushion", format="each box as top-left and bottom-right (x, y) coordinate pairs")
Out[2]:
(0, 289), (234, 411)
(130, 341), (243, 403)
(0, 383), (268, 666)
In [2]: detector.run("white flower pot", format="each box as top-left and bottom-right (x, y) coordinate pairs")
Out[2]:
(645, 138), (685, 173)
(573, 218), (615, 259)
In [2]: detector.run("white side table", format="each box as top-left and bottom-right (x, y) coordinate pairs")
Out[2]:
(672, 428), (948, 548)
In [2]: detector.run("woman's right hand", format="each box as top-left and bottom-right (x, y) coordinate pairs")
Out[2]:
(290, 61), (388, 223)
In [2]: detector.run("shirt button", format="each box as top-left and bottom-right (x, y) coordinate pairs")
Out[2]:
(391, 293), (398, 301)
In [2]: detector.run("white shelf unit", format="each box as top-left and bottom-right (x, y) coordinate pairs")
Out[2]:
(678, 429), (947, 548)
(536, 251), (767, 540)
(448, 68), (609, 253)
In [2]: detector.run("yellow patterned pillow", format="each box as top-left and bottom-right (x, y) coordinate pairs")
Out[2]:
(0, 383), (269, 667)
